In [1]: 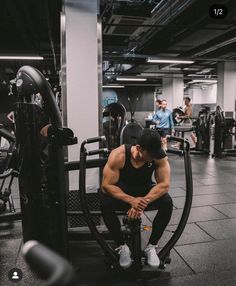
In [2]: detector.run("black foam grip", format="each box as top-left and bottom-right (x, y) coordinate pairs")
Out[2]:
(86, 136), (106, 144)
(22, 241), (76, 286)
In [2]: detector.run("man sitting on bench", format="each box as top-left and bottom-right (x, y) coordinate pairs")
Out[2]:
(101, 128), (173, 269)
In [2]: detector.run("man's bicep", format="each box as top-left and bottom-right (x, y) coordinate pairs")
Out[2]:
(102, 163), (120, 186)
(154, 158), (170, 184)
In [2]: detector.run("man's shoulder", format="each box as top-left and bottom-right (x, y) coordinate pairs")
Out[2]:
(108, 145), (125, 168)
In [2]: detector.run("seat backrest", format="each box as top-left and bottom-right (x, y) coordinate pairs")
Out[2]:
(120, 122), (143, 145)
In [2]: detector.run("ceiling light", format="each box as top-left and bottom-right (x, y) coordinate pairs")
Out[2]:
(147, 58), (194, 64)
(188, 79), (217, 84)
(183, 67), (200, 71)
(0, 56), (44, 60)
(116, 77), (147, 81)
(194, 37), (236, 57)
(187, 74), (212, 77)
(102, 85), (125, 88)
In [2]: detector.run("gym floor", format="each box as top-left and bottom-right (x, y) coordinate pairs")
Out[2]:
(1, 154), (236, 285)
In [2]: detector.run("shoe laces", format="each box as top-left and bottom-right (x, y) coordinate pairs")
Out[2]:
(115, 245), (128, 255)
(146, 244), (158, 253)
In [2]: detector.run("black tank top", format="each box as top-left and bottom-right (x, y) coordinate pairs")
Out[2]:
(119, 144), (156, 187)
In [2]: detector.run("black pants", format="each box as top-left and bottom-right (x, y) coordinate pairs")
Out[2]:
(100, 183), (173, 246)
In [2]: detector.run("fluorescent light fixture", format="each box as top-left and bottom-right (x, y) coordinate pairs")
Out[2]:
(116, 77), (147, 81)
(194, 37), (236, 57)
(183, 67), (200, 71)
(147, 57), (194, 64)
(188, 79), (217, 84)
(102, 85), (125, 88)
(0, 56), (44, 60)
(187, 74), (212, 77)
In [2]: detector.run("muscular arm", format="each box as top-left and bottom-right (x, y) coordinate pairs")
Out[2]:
(144, 157), (170, 203)
(181, 106), (192, 118)
(102, 148), (148, 212)
(101, 149), (134, 204)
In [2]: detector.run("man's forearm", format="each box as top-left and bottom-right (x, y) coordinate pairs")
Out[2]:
(103, 185), (134, 204)
(144, 183), (169, 203)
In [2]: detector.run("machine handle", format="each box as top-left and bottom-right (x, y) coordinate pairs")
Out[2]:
(85, 136), (106, 144)
(22, 241), (76, 286)
(0, 168), (14, 179)
(86, 148), (109, 156)
(167, 135), (190, 151)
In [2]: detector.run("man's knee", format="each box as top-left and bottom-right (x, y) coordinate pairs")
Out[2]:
(162, 194), (173, 211)
(154, 193), (173, 214)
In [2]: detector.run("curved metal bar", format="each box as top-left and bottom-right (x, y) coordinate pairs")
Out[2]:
(158, 139), (193, 261)
(0, 168), (14, 179)
(78, 139), (119, 266)
(16, 66), (62, 127)
(0, 128), (15, 142)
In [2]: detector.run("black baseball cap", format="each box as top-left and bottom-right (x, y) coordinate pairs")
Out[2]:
(137, 128), (166, 159)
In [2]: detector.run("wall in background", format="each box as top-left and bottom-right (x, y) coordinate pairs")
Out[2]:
(186, 84), (217, 104)
(113, 86), (155, 112)
(102, 86), (155, 127)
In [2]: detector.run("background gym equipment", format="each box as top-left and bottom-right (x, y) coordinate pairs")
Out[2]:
(120, 96), (143, 145)
(14, 65), (77, 257)
(172, 108), (185, 125)
(172, 106), (212, 155)
(213, 105), (236, 158)
(0, 127), (17, 213)
(102, 102), (126, 150)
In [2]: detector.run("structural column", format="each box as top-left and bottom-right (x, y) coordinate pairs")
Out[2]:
(162, 74), (184, 110)
(217, 61), (236, 117)
(64, 0), (100, 190)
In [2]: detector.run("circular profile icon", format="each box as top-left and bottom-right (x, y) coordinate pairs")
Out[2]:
(8, 268), (23, 283)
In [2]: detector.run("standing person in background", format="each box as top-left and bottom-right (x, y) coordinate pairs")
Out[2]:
(152, 99), (174, 151)
(155, 99), (162, 111)
(182, 97), (193, 123)
(181, 97), (196, 144)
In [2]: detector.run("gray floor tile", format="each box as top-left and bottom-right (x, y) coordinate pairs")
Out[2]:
(187, 184), (235, 195)
(175, 238), (236, 273)
(197, 218), (236, 240)
(224, 192), (236, 200)
(145, 269), (236, 286)
(160, 223), (213, 247)
(141, 222), (213, 248)
(169, 187), (186, 198)
(196, 178), (230, 185)
(169, 206), (227, 225)
(173, 193), (236, 209)
(213, 203), (236, 218)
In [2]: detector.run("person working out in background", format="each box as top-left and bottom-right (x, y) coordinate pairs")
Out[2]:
(101, 129), (173, 269)
(177, 97), (196, 145)
(152, 99), (174, 151)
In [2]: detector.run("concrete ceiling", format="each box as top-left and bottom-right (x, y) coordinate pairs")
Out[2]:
(0, 0), (236, 89)
(101, 0), (236, 87)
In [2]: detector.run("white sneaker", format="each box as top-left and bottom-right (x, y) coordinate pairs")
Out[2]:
(171, 144), (180, 149)
(144, 244), (160, 267)
(115, 244), (132, 269)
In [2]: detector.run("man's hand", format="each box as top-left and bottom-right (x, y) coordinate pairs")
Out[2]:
(40, 124), (51, 137)
(127, 208), (142, 220)
(130, 197), (149, 211)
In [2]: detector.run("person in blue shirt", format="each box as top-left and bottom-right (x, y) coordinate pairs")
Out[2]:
(152, 99), (174, 150)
